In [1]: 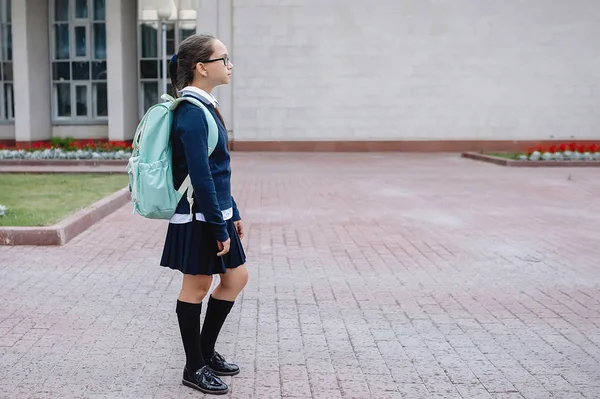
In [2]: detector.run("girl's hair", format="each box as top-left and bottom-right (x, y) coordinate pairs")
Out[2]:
(169, 34), (214, 93)
(169, 34), (227, 127)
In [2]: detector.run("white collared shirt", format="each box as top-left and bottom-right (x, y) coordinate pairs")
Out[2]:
(170, 208), (233, 224)
(179, 86), (219, 107)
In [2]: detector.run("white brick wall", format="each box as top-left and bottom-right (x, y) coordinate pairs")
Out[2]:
(232, 0), (600, 141)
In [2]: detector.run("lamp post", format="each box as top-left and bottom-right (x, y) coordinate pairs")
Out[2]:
(157, 1), (174, 96)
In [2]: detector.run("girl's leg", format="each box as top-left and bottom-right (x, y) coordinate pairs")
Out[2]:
(201, 265), (248, 368)
(178, 274), (229, 394)
(179, 273), (213, 303)
(177, 273), (213, 372)
(212, 264), (249, 302)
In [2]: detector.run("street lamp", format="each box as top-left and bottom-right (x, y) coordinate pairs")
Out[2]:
(157, 0), (174, 96)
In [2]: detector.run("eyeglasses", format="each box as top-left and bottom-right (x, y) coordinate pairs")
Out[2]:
(199, 56), (231, 66)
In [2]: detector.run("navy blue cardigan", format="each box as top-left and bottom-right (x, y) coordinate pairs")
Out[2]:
(170, 94), (240, 242)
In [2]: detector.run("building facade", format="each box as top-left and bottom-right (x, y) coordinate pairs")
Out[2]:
(1, 1), (599, 151)
(0, 0), (230, 146)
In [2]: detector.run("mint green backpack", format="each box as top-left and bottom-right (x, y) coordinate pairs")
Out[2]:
(127, 93), (218, 219)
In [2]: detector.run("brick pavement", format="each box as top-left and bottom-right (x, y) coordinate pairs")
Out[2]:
(1, 153), (599, 399)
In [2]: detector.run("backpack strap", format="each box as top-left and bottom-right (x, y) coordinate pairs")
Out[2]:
(166, 95), (219, 156)
(177, 175), (194, 218)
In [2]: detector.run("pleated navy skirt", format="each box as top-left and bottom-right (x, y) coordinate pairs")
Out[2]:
(160, 218), (246, 275)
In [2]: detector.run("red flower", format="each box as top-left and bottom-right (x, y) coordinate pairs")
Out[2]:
(577, 144), (587, 153)
(559, 143), (567, 152)
(548, 145), (557, 154)
(568, 142), (577, 152)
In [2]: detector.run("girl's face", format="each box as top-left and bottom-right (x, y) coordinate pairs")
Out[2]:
(196, 39), (233, 86)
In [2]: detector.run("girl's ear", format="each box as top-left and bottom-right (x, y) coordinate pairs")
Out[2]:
(194, 62), (208, 77)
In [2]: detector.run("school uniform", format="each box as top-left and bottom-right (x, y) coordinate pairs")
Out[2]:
(160, 86), (246, 275)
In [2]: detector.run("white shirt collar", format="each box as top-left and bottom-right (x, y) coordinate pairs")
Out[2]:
(179, 86), (219, 107)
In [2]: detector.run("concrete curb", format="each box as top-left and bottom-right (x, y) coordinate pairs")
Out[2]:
(461, 152), (600, 167)
(0, 187), (130, 246)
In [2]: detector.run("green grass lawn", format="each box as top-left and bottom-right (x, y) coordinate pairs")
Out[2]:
(0, 174), (128, 227)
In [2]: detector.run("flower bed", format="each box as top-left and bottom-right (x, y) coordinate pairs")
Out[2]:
(0, 138), (132, 160)
(462, 142), (600, 167)
(517, 143), (600, 162)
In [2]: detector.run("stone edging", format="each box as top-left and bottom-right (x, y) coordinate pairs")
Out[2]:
(0, 187), (130, 246)
(461, 152), (600, 167)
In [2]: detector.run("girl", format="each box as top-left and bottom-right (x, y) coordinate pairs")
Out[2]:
(160, 34), (248, 395)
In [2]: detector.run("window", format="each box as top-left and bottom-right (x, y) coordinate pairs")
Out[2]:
(138, 0), (197, 116)
(50, 0), (107, 121)
(0, 0), (13, 121)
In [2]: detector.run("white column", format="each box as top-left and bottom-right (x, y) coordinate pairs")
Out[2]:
(106, 0), (139, 141)
(217, 0), (233, 136)
(197, 0), (234, 137)
(196, 0), (217, 35)
(12, 0), (52, 143)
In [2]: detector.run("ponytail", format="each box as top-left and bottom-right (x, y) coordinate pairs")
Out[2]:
(169, 54), (179, 97)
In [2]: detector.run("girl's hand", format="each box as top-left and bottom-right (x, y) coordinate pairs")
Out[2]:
(217, 238), (231, 257)
(234, 220), (244, 240)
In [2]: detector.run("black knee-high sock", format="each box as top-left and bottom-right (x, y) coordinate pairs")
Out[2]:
(200, 296), (235, 360)
(176, 300), (204, 372)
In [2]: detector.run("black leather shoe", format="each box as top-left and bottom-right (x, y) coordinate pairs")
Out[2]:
(207, 352), (240, 376)
(182, 366), (229, 395)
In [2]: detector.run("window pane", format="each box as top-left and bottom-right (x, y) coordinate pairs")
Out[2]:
(5, 83), (14, 119)
(94, 0), (105, 21)
(140, 60), (158, 79)
(95, 82), (107, 116)
(52, 62), (70, 80)
(180, 28), (195, 42)
(56, 83), (71, 117)
(92, 61), (106, 80)
(163, 60), (169, 79)
(55, 24), (69, 59)
(75, 26), (87, 57)
(72, 62), (90, 80)
(55, 0), (69, 21)
(1, 24), (12, 61)
(93, 23), (106, 59)
(2, 62), (12, 81)
(166, 24), (175, 55)
(6, 0), (11, 23)
(6, 24), (11, 61)
(140, 23), (158, 58)
(75, 0), (88, 19)
(143, 82), (158, 113)
(76, 85), (88, 116)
